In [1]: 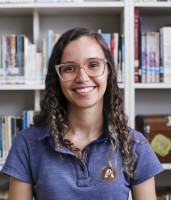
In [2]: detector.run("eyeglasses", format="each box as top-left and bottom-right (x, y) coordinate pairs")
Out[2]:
(55, 58), (107, 81)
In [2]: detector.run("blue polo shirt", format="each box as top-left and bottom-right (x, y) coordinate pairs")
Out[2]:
(1, 124), (163, 200)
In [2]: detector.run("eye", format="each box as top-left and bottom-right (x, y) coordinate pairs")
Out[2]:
(89, 62), (100, 68)
(63, 65), (77, 73)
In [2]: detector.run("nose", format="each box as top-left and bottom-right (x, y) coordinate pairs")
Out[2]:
(75, 67), (90, 83)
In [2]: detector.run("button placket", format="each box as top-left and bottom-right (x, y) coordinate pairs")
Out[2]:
(76, 158), (90, 187)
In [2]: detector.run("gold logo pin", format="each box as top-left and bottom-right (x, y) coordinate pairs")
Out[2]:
(102, 166), (117, 181)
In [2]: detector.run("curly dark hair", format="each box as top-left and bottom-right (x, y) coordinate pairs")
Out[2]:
(34, 28), (137, 178)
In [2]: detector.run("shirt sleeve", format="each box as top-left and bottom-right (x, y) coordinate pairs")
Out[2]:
(1, 132), (33, 184)
(130, 131), (164, 185)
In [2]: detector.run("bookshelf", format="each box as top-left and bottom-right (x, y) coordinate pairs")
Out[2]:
(0, 0), (171, 199)
(131, 0), (171, 198)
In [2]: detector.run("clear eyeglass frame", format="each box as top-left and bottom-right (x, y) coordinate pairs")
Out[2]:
(55, 57), (107, 82)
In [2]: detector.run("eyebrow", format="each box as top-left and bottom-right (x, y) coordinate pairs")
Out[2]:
(61, 57), (102, 64)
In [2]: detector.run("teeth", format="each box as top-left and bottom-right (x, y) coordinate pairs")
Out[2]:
(75, 87), (94, 93)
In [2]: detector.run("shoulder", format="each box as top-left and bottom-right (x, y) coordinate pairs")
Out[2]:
(129, 128), (147, 142)
(129, 129), (164, 185)
(16, 123), (51, 142)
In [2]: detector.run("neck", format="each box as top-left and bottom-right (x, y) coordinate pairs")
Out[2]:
(65, 104), (104, 150)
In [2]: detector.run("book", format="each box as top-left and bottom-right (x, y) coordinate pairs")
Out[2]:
(0, 34), (42, 85)
(161, 27), (171, 83)
(138, 16), (142, 83)
(159, 28), (164, 82)
(113, 33), (119, 72)
(141, 32), (146, 83)
(134, 8), (140, 83)
(121, 35), (125, 83)
(48, 29), (53, 59)
(101, 33), (111, 50)
(10, 35), (17, 84)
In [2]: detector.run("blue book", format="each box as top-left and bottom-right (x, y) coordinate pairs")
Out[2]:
(48, 29), (54, 59)
(23, 111), (27, 129)
(101, 33), (111, 50)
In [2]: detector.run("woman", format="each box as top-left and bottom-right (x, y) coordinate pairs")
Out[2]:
(1, 28), (163, 200)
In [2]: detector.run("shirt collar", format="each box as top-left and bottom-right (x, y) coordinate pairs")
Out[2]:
(37, 124), (51, 141)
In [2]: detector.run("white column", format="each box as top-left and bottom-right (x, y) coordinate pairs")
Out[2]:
(33, 9), (40, 51)
(34, 90), (41, 111)
(33, 10), (41, 111)
(128, 0), (135, 129)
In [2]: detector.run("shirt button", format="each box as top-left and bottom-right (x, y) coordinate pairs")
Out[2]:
(80, 165), (85, 171)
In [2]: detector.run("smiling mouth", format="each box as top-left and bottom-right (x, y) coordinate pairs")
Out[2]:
(74, 87), (95, 93)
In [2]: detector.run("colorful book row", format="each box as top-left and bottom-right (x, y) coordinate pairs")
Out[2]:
(0, 110), (34, 160)
(0, 35), (44, 85)
(134, 8), (171, 83)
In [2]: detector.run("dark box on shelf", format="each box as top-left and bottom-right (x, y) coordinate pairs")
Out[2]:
(135, 115), (171, 163)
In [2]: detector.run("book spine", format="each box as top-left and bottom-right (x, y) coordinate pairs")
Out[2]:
(141, 32), (146, 83)
(16, 35), (22, 84)
(7, 36), (11, 84)
(7, 116), (12, 153)
(48, 29), (53, 59)
(151, 32), (156, 83)
(23, 111), (27, 129)
(159, 28), (164, 82)
(113, 33), (119, 71)
(146, 32), (152, 83)
(11, 35), (17, 84)
(35, 52), (43, 84)
(42, 37), (47, 84)
(31, 44), (36, 84)
(134, 8), (140, 83)
(138, 16), (142, 83)
(1, 117), (5, 159)
(24, 36), (29, 84)
(121, 35), (125, 83)
(110, 36), (114, 57)
(2, 36), (8, 84)
(154, 32), (160, 83)
(163, 27), (171, 83)
(4, 117), (8, 158)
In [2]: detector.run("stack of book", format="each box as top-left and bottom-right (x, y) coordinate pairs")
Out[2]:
(42, 30), (61, 80)
(0, 110), (34, 160)
(134, 8), (171, 83)
(100, 31), (125, 83)
(0, 35), (43, 85)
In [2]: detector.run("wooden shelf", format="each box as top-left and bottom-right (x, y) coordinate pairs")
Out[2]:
(0, 84), (124, 90)
(0, 85), (45, 90)
(0, 2), (124, 15)
(162, 163), (171, 170)
(134, 83), (171, 89)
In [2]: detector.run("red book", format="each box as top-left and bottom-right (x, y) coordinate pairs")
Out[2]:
(134, 8), (139, 83)
(110, 36), (114, 56)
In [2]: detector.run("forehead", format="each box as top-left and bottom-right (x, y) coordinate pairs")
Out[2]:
(60, 36), (105, 63)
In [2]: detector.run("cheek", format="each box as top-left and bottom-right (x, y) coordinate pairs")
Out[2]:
(59, 82), (69, 98)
